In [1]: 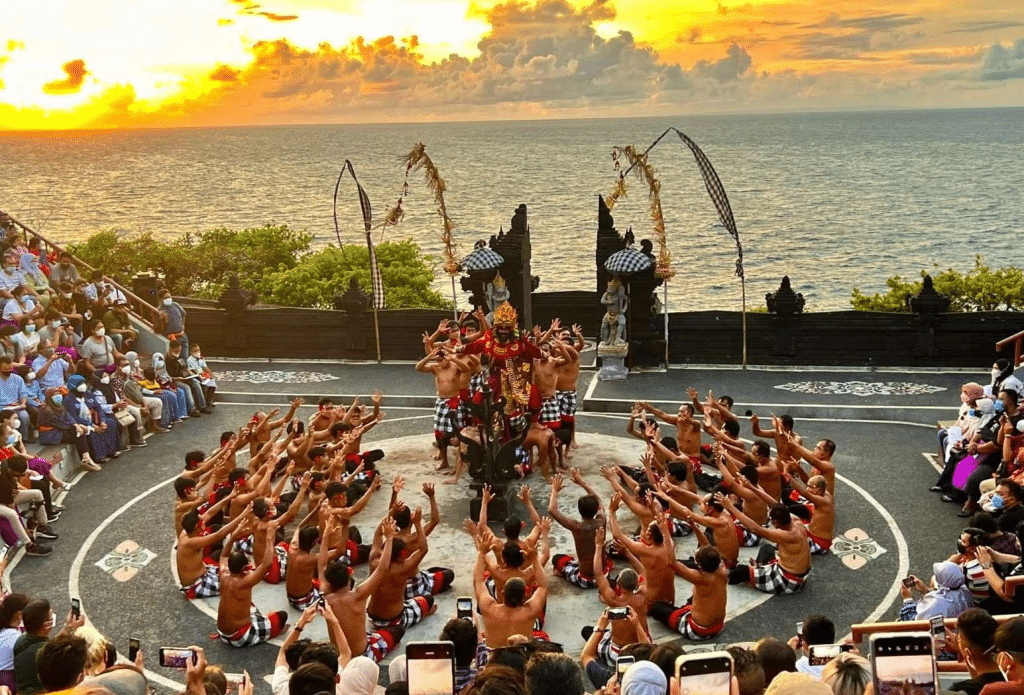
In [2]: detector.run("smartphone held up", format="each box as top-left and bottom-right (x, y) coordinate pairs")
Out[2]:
(870, 632), (938, 695)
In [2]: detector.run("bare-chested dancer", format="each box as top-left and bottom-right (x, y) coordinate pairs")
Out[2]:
(416, 343), (469, 471)
(722, 497), (812, 595)
(473, 528), (550, 647)
(323, 516), (405, 663)
(176, 503), (251, 599)
(787, 473), (835, 555)
(640, 401), (703, 465)
(532, 342), (567, 430)
(285, 507), (345, 610)
(367, 506), (439, 630)
(608, 494), (677, 605)
(650, 545), (729, 641)
(554, 325), (584, 445)
(217, 521), (288, 647)
(548, 469), (608, 588)
(591, 525), (650, 665)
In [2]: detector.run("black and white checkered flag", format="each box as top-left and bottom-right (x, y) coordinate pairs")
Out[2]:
(334, 160), (386, 310)
(675, 132), (744, 279)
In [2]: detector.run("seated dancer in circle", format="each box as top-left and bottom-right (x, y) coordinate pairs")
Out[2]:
(724, 499), (812, 594)
(217, 521), (289, 647)
(548, 470), (610, 589)
(650, 546), (729, 641)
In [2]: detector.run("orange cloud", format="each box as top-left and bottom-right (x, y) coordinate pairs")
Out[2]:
(255, 11), (298, 21)
(209, 64), (240, 82)
(42, 59), (89, 95)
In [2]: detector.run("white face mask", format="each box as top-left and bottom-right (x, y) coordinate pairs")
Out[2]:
(94, 327), (105, 337)
(61, 292), (72, 299)
(76, 384), (87, 393)
(26, 372), (35, 381)
(100, 375), (109, 384)
(49, 321), (60, 329)
(133, 359), (140, 367)
(162, 297), (173, 306)
(121, 366), (131, 374)
(994, 368), (1003, 380)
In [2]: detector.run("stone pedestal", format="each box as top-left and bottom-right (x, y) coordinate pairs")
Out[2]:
(598, 342), (629, 380)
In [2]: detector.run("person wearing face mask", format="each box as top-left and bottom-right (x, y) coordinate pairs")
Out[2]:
(150, 353), (194, 419)
(78, 320), (123, 377)
(992, 360), (1024, 402)
(11, 317), (40, 363)
(36, 388), (99, 471)
(155, 288), (189, 355)
(90, 369), (144, 450)
(112, 355), (165, 434)
(18, 252), (52, 307)
(50, 281), (86, 336)
(101, 300), (138, 352)
(63, 374), (121, 464)
(31, 339), (72, 395)
(15, 364), (44, 430)
(0, 253), (24, 302)
(945, 608), (1005, 695)
(2, 285), (42, 328)
(186, 343), (216, 408)
(166, 340), (209, 413)
(959, 391), (1024, 517)
(0, 356), (31, 443)
(49, 251), (80, 286)
(980, 616), (1024, 693)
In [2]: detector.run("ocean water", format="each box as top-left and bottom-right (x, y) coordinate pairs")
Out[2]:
(2, 108), (1022, 311)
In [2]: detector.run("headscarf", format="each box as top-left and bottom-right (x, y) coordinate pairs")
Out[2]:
(916, 561), (974, 619)
(67, 374), (87, 394)
(620, 661), (667, 695)
(18, 252), (40, 278)
(152, 352), (170, 382)
(91, 370), (116, 404)
(962, 382), (985, 403)
(338, 656), (384, 695)
(124, 351), (142, 379)
(994, 358), (1014, 391)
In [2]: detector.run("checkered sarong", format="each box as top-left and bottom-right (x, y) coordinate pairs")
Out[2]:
(288, 585), (321, 610)
(264, 543), (289, 584)
(434, 397), (460, 436)
(670, 517), (694, 537)
(557, 390), (577, 419)
(808, 533), (832, 555)
(597, 629), (620, 667)
(750, 561), (809, 595)
(663, 603), (723, 640)
(363, 629), (400, 663)
(538, 395), (561, 426)
(218, 608), (283, 647)
(233, 534), (254, 555)
(404, 567), (453, 598)
(470, 372), (486, 395)
(735, 522), (760, 547)
(181, 564), (220, 599)
(369, 595), (432, 629)
(553, 555), (613, 589)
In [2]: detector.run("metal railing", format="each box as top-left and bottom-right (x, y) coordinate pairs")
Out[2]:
(997, 330), (1024, 368)
(0, 210), (160, 330)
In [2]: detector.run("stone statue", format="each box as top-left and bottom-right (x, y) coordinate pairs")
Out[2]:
(484, 271), (511, 322)
(600, 278), (628, 346)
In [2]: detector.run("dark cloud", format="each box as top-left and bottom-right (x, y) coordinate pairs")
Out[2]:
(692, 43), (751, 80)
(946, 20), (1024, 34)
(978, 38), (1024, 80)
(42, 59), (89, 95)
(786, 13), (926, 61)
(906, 49), (982, 66)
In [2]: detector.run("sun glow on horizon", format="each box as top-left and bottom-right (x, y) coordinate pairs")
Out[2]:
(1, 0), (1021, 130)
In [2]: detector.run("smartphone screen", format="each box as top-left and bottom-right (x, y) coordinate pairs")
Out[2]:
(675, 652), (732, 695)
(608, 607), (629, 620)
(407, 641), (455, 695)
(871, 633), (937, 695)
(128, 638), (140, 662)
(159, 647), (196, 669)
(617, 655), (635, 679)
(71, 598), (81, 619)
(929, 615), (946, 645)
(809, 644), (842, 666)
(456, 597), (473, 620)
(224, 673), (246, 688)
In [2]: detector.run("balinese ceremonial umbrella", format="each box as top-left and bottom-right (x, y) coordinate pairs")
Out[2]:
(604, 248), (653, 275)
(460, 247), (505, 271)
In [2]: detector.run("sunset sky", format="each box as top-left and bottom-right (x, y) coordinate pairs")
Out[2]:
(2, 0), (1022, 129)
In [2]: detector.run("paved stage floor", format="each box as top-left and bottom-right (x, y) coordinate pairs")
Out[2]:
(9, 360), (984, 692)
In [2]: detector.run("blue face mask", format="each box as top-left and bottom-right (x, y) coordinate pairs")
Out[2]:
(995, 400), (1006, 414)
(993, 494), (1006, 510)
(968, 409), (977, 417)
(52, 394), (63, 406)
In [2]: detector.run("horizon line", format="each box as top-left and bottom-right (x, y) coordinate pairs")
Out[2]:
(2, 104), (1022, 135)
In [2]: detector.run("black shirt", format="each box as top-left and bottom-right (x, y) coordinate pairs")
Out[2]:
(949, 670), (1006, 695)
(13, 633), (48, 695)
(999, 504), (1024, 534)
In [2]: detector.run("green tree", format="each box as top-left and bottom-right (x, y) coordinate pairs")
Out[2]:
(260, 241), (451, 310)
(851, 256), (1024, 312)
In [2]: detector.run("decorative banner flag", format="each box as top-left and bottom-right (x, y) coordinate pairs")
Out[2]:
(334, 160), (386, 310)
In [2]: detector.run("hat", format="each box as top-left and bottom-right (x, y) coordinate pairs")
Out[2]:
(620, 661), (666, 695)
(995, 616), (1024, 653)
(963, 382), (985, 401)
(764, 672), (832, 695)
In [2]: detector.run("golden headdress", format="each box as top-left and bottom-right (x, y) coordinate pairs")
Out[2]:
(493, 301), (517, 326)
(492, 271), (506, 289)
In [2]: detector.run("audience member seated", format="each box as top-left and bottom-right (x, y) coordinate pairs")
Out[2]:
(64, 373), (123, 463)
(18, 254), (52, 308)
(78, 319), (122, 376)
(37, 387), (100, 471)
(103, 300), (138, 352)
(900, 560), (975, 621)
(49, 252), (80, 287)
